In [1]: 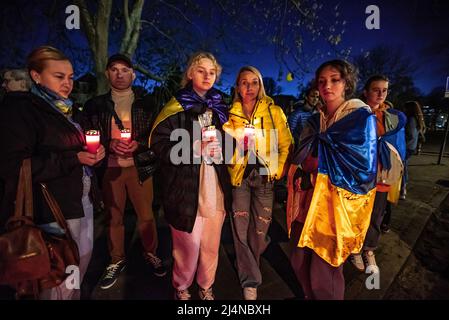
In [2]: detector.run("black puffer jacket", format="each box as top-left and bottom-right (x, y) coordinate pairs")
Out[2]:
(0, 92), (85, 226)
(150, 102), (233, 233)
(80, 90), (158, 183)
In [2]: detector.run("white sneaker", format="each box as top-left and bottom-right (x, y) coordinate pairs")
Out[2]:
(349, 253), (365, 272)
(199, 287), (215, 300)
(243, 287), (257, 300)
(175, 289), (191, 300)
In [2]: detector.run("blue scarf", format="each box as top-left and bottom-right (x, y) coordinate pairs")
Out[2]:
(31, 83), (84, 137)
(175, 84), (228, 124)
(31, 84), (73, 117)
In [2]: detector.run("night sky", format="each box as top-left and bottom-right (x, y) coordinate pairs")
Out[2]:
(1, 0), (448, 97)
(217, 0), (449, 96)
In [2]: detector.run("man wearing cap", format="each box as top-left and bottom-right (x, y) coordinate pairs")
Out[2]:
(81, 53), (166, 290)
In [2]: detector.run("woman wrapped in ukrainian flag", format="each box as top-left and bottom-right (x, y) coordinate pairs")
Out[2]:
(286, 60), (377, 300)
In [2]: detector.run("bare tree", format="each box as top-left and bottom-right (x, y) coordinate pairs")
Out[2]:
(74, 0), (156, 94)
(0, 0), (349, 97)
(263, 77), (282, 97)
(353, 45), (421, 107)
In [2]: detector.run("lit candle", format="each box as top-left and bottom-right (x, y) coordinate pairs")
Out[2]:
(243, 124), (255, 148)
(85, 130), (100, 154)
(244, 124), (256, 137)
(202, 125), (216, 140)
(120, 128), (131, 143)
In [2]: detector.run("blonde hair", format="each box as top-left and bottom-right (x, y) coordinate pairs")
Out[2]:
(27, 46), (70, 74)
(233, 66), (267, 103)
(181, 52), (222, 88)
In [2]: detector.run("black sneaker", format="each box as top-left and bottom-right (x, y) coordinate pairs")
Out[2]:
(144, 252), (167, 277)
(381, 224), (390, 233)
(99, 260), (126, 289)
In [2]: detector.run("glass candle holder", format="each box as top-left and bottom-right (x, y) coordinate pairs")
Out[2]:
(85, 130), (100, 154)
(120, 128), (131, 143)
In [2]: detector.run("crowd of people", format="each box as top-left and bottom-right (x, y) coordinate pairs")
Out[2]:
(0, 45), (426, 300)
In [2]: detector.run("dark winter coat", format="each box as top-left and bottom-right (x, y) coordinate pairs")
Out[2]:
(150, 96), (232, 233)
(80, 90), (158, 184)
(0, 92), (86, 226)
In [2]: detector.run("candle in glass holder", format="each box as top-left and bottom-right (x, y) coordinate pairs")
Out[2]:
(243, 124), (255, 147)
(244, 124), (255, 137)
(202, 125), (216, 141)
(85, 130), (100, 154)
(120, 128), (131, 143)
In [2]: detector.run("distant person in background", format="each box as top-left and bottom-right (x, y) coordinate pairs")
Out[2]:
(288, 88), (320, 146)
(381, 100), (395, 234)
(1, 68), (32, 92)
(401, 101), (425, 199)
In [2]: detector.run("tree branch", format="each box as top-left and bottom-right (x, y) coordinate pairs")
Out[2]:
(157, 0), (204, 37)
(124, 0), (131, 32)
(74, 0), (96, 54)
(133, 64), (164, 82)
(120, 0), (144, 56)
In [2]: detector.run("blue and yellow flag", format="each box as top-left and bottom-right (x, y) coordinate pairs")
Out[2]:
(294, 105), (377, 267)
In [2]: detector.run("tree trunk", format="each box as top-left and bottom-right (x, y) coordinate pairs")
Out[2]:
(75, 0), (112, 95)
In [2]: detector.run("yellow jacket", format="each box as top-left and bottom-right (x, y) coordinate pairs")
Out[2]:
(223, 96), (293, 186)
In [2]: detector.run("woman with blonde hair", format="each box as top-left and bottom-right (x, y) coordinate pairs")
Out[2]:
(150, 52), (231, 300)
(223, 66), (292, 300)
(0, 46), (105, 299)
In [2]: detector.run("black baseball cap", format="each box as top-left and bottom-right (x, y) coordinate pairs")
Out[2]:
(106, 53), (133, 69)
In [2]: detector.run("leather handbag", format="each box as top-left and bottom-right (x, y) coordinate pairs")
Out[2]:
(0, 159), (80, 298)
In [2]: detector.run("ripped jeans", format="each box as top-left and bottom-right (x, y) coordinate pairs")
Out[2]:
(230, 169), (274, 288)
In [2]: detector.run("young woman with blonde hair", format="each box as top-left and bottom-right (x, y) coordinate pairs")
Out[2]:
(223, 66), (292, 300)
(150, 52), (231, 300)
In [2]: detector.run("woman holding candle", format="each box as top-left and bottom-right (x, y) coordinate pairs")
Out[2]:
(286, 60), (377, 299)
(150, 52), (232, 300)
(222, 66), (293, 300)
(0, 46), (105, 299)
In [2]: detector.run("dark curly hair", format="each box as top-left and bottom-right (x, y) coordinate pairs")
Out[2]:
(314, 59), (358, 99)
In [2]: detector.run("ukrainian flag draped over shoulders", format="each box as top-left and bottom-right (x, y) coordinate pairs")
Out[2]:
(297, 99), (378, 267)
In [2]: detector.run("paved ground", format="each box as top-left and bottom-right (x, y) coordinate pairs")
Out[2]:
(79, 153), (449, 300)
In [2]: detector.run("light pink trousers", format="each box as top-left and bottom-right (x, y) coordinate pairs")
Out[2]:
(170, 211), (226, 291)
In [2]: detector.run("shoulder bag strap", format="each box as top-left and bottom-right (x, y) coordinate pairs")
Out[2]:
(108, 101), (125, 131)
(40, 183), (75, 242)
(13, 158), (33, 219)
